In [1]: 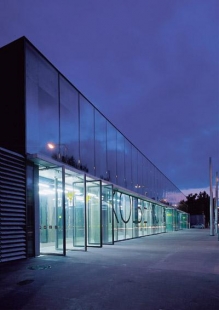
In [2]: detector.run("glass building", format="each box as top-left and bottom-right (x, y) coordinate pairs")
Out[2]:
(0, 37), (189, 262)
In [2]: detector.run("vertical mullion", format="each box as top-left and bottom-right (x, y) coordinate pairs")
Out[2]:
(62, 165), (66, 256)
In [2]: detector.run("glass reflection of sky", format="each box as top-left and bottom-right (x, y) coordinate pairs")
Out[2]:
(25, 40), (185, 206)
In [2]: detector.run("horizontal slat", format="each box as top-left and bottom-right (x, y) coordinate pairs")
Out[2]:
(0, 176), (25, 185)
(0, 209), (26, 214)
(0, 190), (25, 196)
(0, 237), (26, 243)
(0, 210), (25, 218)
(0, 160), (25, 170)
(0, 198), (26, 204)
(0, 183), (26, 191)
(0, 165), (25, 174)
(1, 242), (26, 248)
(0, 255), (26, 262)
(0, 251), (26, 258)
(1, 247), (26, 253)
(0, 226), (26, 230)
(0, 229), (26, 235)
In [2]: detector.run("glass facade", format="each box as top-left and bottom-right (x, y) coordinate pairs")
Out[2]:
(23, 39), (189, 255)
(166, 208), (189, 231)
(25, 42), (185, 206)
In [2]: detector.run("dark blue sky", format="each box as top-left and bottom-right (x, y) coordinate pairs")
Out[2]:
(0, 0), (218, 195)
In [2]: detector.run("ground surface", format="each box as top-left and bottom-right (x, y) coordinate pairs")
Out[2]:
(0, 229), (219, 310)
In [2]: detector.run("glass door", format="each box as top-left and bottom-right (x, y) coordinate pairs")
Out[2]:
(86, 179), (101, 247)
(39, 166), (64, 255)
(65, 170), (86, 250)
(102, 184), (113, 244)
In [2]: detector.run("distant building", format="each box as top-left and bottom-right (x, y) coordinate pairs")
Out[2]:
(0, 37), (189, 263)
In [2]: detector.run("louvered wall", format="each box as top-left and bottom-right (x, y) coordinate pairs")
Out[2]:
(0, 147), (26, 262)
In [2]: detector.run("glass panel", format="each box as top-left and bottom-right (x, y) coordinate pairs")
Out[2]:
(137, 152), (143, 195)
(181, 213), (188, 229)
(26, 44), (40, 154)
(162, 207), (166, 232)
(107, 122), (117, 184)
(86, 179), (101, 246)
(26, 44), (59, 155)
(116, 192), (125, 241)
(173, 209), (177, 230)
(132, 197), (139, 237)
(142, 157), (149, 198)
(39, 166), (64, 255)
(142, 200), (149, 235)
(152, 203), (158, 233)
(148, 163), (154, 199)
(166, 208), (173, 231)
(125, 194), (133, 239)
(113, 191), (119, 242)
(60, 76), (79, 165)
(124, 138), (132, 190)
(147, 202), (153, 235)
(80, 96), (94, 174)
(95, 110), (107, 179)
(117, 131), (125, 187)
(132, 146), (138, 192)
(102, 184), (113, 244)
(115, 192), (133, 241)
(65, 170), (85, 250)
(133, 198), (146, 237)
(156, 204), (162, 233)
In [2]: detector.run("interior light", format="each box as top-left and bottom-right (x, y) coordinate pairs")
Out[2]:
(39, 183), (50, 188)
(76, 196), (84, 201)
(39, 189), (54, 195)
(88, 193), (96, 197)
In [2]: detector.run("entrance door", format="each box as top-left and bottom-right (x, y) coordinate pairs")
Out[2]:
(65, 170), (86, 251)
(86, 179), (101, 247)
(102, 184), (113, 244)
(39, 166), (64, 255)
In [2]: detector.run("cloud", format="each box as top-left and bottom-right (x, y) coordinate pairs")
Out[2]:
(182, 187), (210, 196)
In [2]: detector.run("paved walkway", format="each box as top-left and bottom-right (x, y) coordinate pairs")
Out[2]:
(0, 229), (219, 310)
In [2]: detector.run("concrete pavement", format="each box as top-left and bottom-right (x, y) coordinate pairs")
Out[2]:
(0, 229), (219, 310)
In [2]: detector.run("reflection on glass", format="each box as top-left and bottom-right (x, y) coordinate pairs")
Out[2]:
(107, 122), (117, 184)
(124, 138), (132, 190)
(80, 96), (94, 174)
(60, 76), (79, 163)
(95, 110), (107, 179)
(25, 42), (186, 208)
(117, 132), (125, 187)
(26, 44), (59, 155)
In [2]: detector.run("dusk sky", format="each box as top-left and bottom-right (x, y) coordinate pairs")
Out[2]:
(0, 0), (218, 196)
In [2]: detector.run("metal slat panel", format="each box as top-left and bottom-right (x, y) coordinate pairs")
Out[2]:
(0, 147), (27, 263)
(1, 251), (26, 258)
